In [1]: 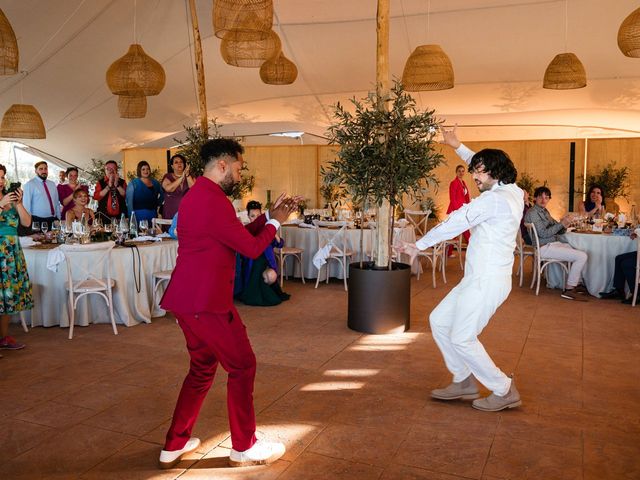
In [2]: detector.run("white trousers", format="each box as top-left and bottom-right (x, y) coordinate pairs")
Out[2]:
(540, 241), (587, 288)
(430, 275), (512, 396)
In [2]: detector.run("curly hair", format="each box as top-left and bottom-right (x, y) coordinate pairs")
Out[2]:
(468, 149), (517, 184)
(201, 138), (244, 169)
(246, 200), (262, 213)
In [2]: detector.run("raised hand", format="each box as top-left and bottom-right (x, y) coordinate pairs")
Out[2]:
(0, 192), (17, 208)
(270, 197), (298, 224)
(440, 125), (461, 149)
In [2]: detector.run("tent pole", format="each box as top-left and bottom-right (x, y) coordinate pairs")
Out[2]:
(188, 0), (209, 136)
(374, 0), (391, 268)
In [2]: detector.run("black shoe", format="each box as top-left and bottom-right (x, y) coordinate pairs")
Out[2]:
(599, 290), (623, 300)
(622, 298), (634, 305)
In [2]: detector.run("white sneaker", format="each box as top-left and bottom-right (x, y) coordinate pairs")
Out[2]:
(229, 439), (286, 467)
(158, 437), (201, 469)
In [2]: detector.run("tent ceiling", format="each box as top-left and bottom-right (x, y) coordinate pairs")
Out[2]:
(1, 0), (640, 168)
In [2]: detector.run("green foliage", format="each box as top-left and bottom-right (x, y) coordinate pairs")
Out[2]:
(173, 118), (223, 178)
(418, 196), (440, 220)
(323, 81), (444, 210)
(516, 171), (539, 198)
(126, 167), (161, 182)
(582, 163), (630, 200)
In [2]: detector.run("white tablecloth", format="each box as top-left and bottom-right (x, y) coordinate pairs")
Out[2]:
(546, 232), (637, 296)
(280, 225), (417, 279)
(17, 240), (178, 328)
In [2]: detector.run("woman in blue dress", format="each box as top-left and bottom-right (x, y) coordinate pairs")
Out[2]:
(0, 164), (33, 354)
(125, 161), (164, 228)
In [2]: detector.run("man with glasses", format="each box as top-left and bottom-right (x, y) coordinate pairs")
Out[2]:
(21, 161), (60, 234)
(93, 160), (127, 218)
(402, 127), (523, 412)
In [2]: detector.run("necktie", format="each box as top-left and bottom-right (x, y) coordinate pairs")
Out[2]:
(42, 180), (55, 216)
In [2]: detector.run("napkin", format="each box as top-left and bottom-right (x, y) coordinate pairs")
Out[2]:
(312, 244), (332, 269)
(19, 236), (38, 248)
(46, 247), (66, 272)
(129, 236), (162, 243)
(298, 222), (316, 229)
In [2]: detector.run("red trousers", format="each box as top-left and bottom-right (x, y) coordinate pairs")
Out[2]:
(164, 309), (257, 452)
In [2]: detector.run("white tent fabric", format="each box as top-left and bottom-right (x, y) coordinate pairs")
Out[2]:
(1, 0), (640, 168)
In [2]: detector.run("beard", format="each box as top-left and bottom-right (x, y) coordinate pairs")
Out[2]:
(219, 170), (237, 196)
(38, 172), (48, 181)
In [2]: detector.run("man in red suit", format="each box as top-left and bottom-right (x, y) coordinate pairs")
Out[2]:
(158, 138), (298, 469)
(446, 164), (471, 257)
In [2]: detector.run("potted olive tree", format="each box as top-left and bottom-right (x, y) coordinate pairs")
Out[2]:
(323, 80), (443, 334)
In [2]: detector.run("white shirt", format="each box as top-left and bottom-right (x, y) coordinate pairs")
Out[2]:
(416, 144), (524, 277)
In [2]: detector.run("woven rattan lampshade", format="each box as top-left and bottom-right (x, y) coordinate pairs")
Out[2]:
(106, 44), (166, 96)
(543, 52), (586, 89)
(260, 52), (297, 84)
(618, 7), (640, 57)
(0, 104), (45, 139)
(221, 29), (281, 68)
(117, 95), (147, 119)
(213, 0), (273, 39)
(401, 45), (454, 91)
(0, 8), (19, 75)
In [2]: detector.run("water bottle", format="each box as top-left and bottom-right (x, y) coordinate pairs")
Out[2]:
(129, 211), (138, 238)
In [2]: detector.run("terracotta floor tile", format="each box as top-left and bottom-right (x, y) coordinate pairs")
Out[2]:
(181, 446), (290, 479)
(484, 436), (582, 480)
(15, 400), (98, 429)
(277, 451), (383, 480)
(381, 463), (471, 480)
(53, 381), (147, 412)
(0, 418), (55, 463)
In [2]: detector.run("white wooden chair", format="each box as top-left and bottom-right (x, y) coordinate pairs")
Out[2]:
(441, 234), (464, 271)
(152, 270), (173, 316)
(525, 222), (571, 295)
(274, 230), (305, 287)
(632, 236), (640, 306)
(313, 221), (355, 291)
(59, 241), (117, 339)
(514, 228), (535, 287)
(415, 242), (446, 288)
(152, 217), (172, 233)
(404, 209), (430, 237)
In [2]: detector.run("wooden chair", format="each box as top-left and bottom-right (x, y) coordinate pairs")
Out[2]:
(525, 222), (571, 295)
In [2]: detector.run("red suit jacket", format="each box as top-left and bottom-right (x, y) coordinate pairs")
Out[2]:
(161, 177), (277, 314)
(447, 177), (471, 214)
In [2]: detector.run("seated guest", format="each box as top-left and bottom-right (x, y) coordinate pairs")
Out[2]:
(126, 161), (164, 227)
(161, 154), (195, 220)
(524, 186), (588, 301)
(57, 167), (89, 219)
(235, 200), (290, 306)
(65, 189), (95, 227)
(94, 160), (127, 218)
(578, 184), (605, 218)
(600, 231), (638, 303)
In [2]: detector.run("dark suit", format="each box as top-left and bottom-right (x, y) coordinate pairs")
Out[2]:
(161, 176), (277, 452)
(612, 251), (637, 295)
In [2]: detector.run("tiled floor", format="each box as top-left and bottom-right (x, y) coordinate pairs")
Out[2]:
(1, 259), (639, 479)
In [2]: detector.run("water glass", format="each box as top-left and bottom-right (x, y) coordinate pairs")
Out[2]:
(32, 221), (40, 233)
(41, 222), (48, 234)
(139, 219), (149, 236)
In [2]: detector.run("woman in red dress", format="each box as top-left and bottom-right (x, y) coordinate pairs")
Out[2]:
(446, 164), (471, 256)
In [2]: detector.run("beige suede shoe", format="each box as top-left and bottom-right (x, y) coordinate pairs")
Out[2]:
(431, 374), (480, 400)
(472, 380), (522, 411)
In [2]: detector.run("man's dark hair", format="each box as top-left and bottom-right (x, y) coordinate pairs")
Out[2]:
(34, 161), (47, 170)
(200, 138), (244, 169)
(533, 186), (551, 198)
(468, 149), (517, 184)
(66, 167), (78, 175)
(246, 200), (262, 213)
(136, 160), (151, 178)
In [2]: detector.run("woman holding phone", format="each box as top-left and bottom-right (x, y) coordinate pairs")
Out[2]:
(0, 164), (32, 354)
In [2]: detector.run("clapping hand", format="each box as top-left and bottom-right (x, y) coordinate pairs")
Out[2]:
(269, 194), (301, 224)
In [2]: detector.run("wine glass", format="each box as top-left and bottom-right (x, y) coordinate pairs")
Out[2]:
(31, 221), (40, 234)
(41, 222), (48, 235)
(139, 219), (148, 236)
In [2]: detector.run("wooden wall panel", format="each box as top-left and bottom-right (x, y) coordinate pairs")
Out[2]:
(122, 148), (168, 180)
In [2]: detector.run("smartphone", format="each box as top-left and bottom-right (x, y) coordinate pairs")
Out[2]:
(6, 182), (21, 193)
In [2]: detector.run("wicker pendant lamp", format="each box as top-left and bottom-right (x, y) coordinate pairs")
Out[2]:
(543, 52), (586, 89)
(221, 29), (281, 67)
(213, 0), (273, 39)
(118, 95), (147, 119)
(543, 0), (586, 89)
(0, 104), (46, 139)
(402, 45), (454, 91)
(260, 52), (297, 84)
(106, 44), (166, 96)
(0, 8), (19, 75)
(618, 7), (640, 57)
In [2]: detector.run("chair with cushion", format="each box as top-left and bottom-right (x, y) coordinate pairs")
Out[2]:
(59, 241), (117, 339)
(313, 221), (355, 291)
(525, 222), (571, 295)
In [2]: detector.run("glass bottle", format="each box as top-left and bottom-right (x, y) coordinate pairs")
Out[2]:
(129, 211), (138, 238)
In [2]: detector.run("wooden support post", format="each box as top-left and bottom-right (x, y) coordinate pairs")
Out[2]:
(188, 0), (208, 136)
(374, 0), (391, 268)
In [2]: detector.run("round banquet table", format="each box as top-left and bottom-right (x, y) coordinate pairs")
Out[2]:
(280, 225), (418, 279)
(545, 232), (637, 296)
(16, 239), (177, 329)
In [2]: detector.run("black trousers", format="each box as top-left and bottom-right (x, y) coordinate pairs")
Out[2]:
(612, 251), (638, 293)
